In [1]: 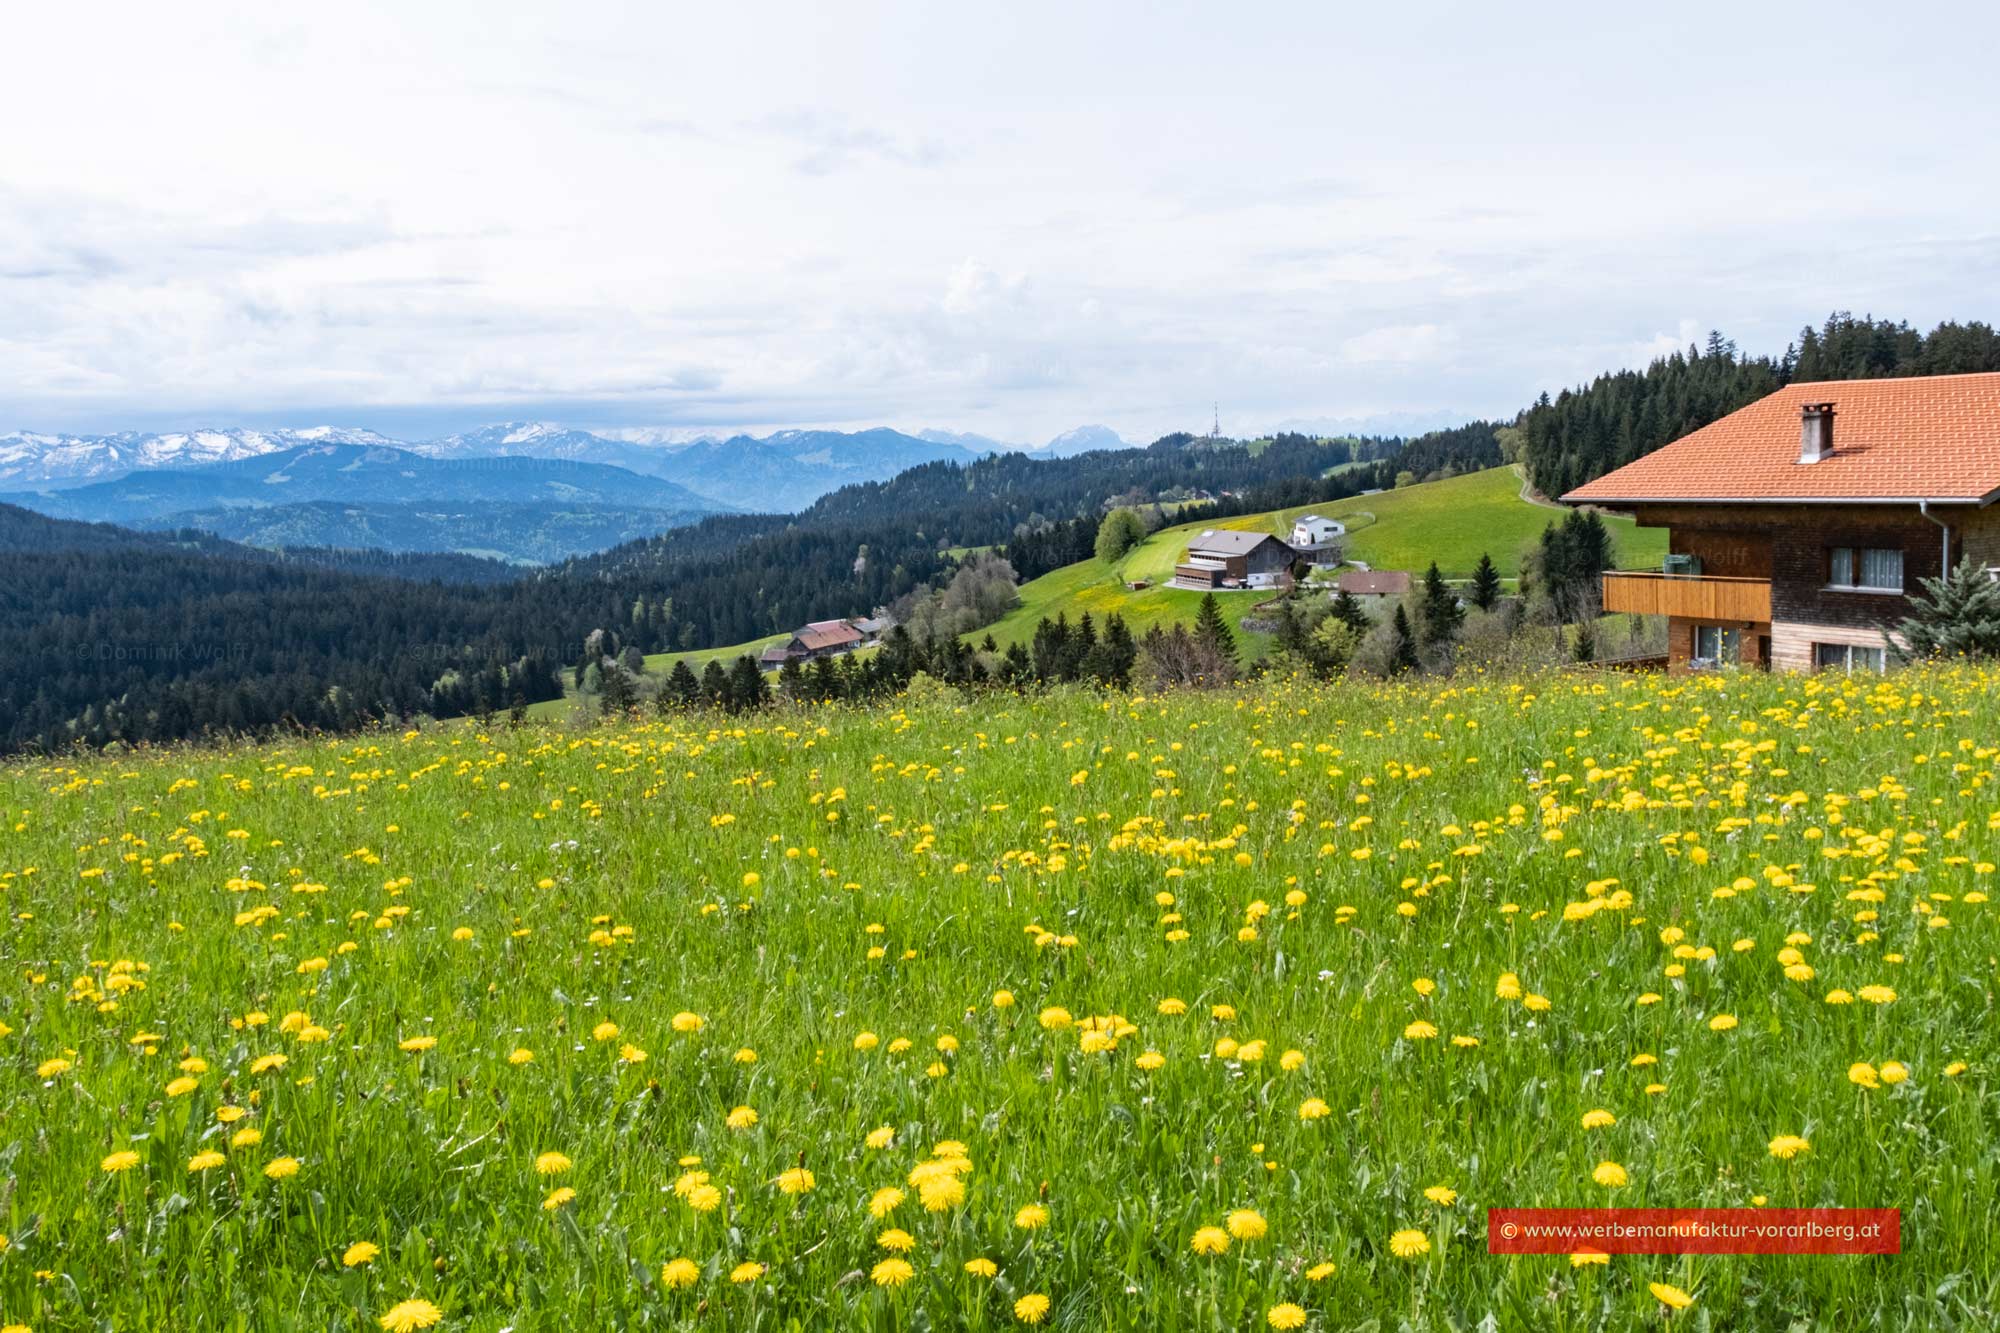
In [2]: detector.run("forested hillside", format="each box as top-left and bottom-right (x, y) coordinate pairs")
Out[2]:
(1522, 313), (2000, 497)
(0, 423), (1506, 753)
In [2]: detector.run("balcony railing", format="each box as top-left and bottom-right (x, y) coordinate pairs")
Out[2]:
(1602, 571), (1771, 622)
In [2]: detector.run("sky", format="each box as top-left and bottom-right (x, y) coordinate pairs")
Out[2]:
(4, 1), (1998, 445)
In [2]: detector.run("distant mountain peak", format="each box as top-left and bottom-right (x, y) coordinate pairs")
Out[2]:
(1043, 424), (1130, 456)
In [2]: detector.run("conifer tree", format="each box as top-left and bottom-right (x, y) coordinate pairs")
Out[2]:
(727, 654), (770, 711)
(1894, 559), (2000, 660)
(1419, 562), (1463, 645)
(1387, 604), (1419, 674)
(1470, 552), (1502, 611)
(699, 660), (729, 708)
(667, 659), (700, 707)
(1193, 593), (1236, 667)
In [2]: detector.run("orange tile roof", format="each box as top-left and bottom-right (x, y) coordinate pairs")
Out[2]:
(1561, 372), (2000, 505)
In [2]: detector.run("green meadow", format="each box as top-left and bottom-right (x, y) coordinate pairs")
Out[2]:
(3, 665), (1993, 1331)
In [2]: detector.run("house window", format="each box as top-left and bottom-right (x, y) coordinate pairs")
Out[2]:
(1827, 546), (1904, 592)
(1814, 643), (1887, 673)
(1692, 624), (1739, 667)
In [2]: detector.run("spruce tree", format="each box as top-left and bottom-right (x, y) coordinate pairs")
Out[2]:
(1469, 552), (1502, 611)
(598, 663), (635, 716)
(1193, 592), (1236, 666)
(1893, 559), (2000, 660)
(728, 654), (770, 711)
(1330, 589), (1370, 633)
(1388, 604), (1419, 675)
(810, 653), (841, 701)
(667, 659), (699, 707)
(1419, 562), (1463, 645)
(699, 660), (729, 708)
(1102, 614), (1137, 688)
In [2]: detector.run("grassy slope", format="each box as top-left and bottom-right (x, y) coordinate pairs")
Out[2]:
(979, 466), (1667, 657)
(527, 633), (798, 719)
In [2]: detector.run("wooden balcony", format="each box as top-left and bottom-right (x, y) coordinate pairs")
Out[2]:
(1601, 571), (1771, 622)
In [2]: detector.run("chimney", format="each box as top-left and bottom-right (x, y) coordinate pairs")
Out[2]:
(1798, 401), (1837, 464)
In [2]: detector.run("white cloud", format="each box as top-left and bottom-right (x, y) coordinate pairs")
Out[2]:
(1339, 323), (1447, 365)
(1, 1), (1996, 443)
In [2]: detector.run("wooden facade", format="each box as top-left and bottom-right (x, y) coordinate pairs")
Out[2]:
(1601, 572), (1772, 621)
(1604, 503), (2000, 673)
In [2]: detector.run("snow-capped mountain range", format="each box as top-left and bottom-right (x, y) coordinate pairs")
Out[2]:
(0, 426), (398, 487)
(0, 421), (1137, 500)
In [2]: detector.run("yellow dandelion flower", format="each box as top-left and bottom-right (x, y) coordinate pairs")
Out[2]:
(1190, 1226), (1230, 1255)
(1389, 1228), (1431, 1258)
(343, 1241), (380, 1267)
(1226, 1209), (1268, 1241)
(871, 1257), (914, 1287)
(378, 1299), (444, 1332)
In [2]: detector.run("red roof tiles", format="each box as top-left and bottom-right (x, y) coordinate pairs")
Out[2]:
(1562, 372), (2000, 505)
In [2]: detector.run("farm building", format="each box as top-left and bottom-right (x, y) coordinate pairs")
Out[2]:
(1564, 373), (2000, 672)
(1171, 530), (1298, 590)
(758, 616), (886, 670)
(1332, 569), (1411, 610)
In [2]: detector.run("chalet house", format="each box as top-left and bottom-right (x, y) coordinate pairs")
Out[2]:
(1288, 514), (1345, 564)
(1172, 529), (1298, 590)
(758, 617), (878, 670)
(1563, 373), (2000, 672)
(1333, 568), (1411, 609)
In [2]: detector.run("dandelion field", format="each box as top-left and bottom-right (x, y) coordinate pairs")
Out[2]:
(4, 668), (1998, 1331)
